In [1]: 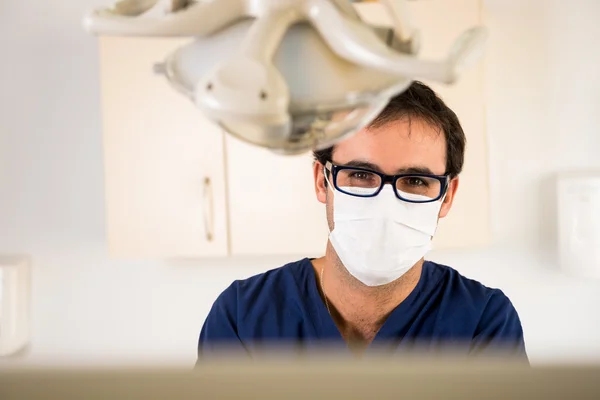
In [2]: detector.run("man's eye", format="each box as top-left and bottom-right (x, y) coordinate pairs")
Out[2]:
(349, 172), (374, 180)
(406, 177), (428, 187)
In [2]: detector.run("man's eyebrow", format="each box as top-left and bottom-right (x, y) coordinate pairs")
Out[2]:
(343, 160), (383, 172)
(396, 166), (435, 175)
(340, 160), (435, 175)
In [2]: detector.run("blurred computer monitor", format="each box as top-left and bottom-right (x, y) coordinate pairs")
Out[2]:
(0, 357), (599, 399)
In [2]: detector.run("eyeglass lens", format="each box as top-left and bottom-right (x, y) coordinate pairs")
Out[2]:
(335, 168), (442, 201)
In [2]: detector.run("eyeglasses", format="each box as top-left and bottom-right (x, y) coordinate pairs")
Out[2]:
(325, 161), (449, 204)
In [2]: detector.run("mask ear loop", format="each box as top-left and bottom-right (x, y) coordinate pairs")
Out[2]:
(439, 191), (448, 204)
(431, 180), (450, 238)
(323, 165), (335, 194)
(323, 165), (337, 236)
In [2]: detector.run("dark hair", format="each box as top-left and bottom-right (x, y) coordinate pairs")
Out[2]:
(313, 81), (466, 178)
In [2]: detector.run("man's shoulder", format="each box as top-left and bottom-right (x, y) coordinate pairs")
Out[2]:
(199, 258), (318, 355)
(424, 260), (526, 359)
(424, 260), (516, 315)
(216, 258), (313, 306)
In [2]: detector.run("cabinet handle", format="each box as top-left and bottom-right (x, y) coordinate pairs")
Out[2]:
(203, 176), (215, 242)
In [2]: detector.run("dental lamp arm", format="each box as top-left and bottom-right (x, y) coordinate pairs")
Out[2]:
(107, 0), (161, 16)
(330, 0), (363, 21)
(380, 0), (419, 54)
(307, 0), (487, 84)
(83, 0), (246, 37)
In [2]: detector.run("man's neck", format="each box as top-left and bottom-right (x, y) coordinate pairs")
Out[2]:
(312, 244), (423, 349)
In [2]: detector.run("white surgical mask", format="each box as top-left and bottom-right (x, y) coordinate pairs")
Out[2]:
(327, 180), (444, 287)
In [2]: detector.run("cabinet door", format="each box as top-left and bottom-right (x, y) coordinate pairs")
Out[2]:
(356, 0), (491, 249)
(99, 37), (228, 258)
(225, 135), (330, 257)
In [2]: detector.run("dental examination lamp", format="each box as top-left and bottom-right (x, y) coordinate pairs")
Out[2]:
(83, 0), (488, 155)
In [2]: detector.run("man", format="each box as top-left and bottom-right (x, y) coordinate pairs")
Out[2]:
(197, 81), (527, 360)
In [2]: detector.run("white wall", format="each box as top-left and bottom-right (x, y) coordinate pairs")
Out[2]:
(1, 0), (600, 367)
(485, 0), (600, 246)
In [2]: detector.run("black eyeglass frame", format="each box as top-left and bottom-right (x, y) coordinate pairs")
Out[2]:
(325, 161), (450, 204)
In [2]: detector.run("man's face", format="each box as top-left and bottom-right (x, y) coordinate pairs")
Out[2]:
(313, 117), (459, 231)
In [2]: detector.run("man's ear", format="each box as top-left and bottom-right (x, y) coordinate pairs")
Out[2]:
(313, 162), (327, 205)
(439, 177), (459, 219)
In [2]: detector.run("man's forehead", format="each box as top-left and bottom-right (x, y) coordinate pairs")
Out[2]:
(331, 118), (447, 175)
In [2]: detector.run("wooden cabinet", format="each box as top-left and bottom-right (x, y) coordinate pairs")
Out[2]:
(99, 37), (229, 258)
(98, 0), (490, 259)
(225, 135), (329, 257)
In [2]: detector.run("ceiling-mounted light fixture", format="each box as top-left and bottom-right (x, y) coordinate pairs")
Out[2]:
(83, 0), (488, 155)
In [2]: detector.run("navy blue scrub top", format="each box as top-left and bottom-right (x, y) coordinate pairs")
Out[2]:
(198, 258), (527, 360)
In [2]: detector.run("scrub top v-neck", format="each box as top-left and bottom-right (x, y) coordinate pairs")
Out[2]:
(197, 258), (527, 360)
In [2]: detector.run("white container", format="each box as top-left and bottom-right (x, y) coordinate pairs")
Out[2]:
(0, 256), (31, 357)
(557, 172), (600, 279)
